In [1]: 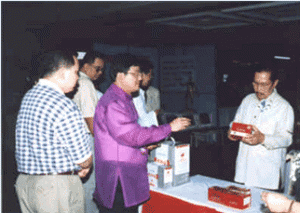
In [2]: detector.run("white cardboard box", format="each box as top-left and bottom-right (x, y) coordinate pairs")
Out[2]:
(147, 162), (173, 188)
(150, 140), (190, 186)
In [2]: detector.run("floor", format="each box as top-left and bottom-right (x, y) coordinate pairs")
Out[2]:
(2, 126), (238, 213)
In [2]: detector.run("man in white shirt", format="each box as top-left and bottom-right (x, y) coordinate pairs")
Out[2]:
(138, 58), (161, 114)
(72, 51), (106, 213)
(228, 67), (294, 190)
(133, 58), (160, 127)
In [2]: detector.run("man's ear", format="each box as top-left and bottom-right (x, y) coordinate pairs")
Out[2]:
(115, 72), (124, 81)
(53, 67), (66, 84)
(272, 79), (279, 89)
(82, 63), (89, 73)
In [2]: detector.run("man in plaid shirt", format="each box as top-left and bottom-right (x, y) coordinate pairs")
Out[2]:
(15, 50), (92, 213)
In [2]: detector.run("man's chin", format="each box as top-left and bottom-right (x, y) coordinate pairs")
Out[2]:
(140, 85), (149, 91)
(256, 93), (265, 100)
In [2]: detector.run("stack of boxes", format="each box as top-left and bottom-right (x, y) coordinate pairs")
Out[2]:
(147, 138), (190, 188)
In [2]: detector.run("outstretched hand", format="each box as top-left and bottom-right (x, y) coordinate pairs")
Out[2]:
(170, 117), (191, 132)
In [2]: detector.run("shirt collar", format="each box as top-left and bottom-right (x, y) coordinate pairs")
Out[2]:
(139, 88), (145, 96)
(256, 89), (278, 108)
(79, 71), (91, 80)
(38, 79), (64, 94)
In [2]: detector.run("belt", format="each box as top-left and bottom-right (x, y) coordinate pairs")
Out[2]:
(19, 171), (78, 175)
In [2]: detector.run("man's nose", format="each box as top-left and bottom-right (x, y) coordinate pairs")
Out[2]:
(257, 84), (265, 92)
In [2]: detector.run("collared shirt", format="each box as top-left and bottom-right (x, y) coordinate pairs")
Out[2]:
(93, 84), (171, 208)
(144, 86), (160, 113)
(232, 89), (294, 189)
(15, 79), (92, 175)
(73, 71), (99, 133)
(133, 88), (158, 127)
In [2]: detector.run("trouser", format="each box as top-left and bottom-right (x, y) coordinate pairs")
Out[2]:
(82, 134), (99, 213)
(15, 174), (85, 213)
(98, 181), (139, 213)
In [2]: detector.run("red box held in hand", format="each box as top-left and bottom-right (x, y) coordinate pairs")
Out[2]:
(230, 122), (252, 140)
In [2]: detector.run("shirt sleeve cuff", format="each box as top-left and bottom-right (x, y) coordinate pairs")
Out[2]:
(74, 151), (92, 165)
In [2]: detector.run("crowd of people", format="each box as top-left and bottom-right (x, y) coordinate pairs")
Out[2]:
(15, 49), (297, 213)
(15, 50), (190, 213)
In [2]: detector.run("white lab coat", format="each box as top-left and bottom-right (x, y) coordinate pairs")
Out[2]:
(232, 89), (294, 190)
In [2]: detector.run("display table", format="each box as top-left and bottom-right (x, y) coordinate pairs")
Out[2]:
(142, 175), (268, 213)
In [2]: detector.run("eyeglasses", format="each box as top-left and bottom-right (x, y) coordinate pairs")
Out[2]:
(253, 81), (272, 88)
(127, 72), (142, 78)
(91, 64), (104, 73)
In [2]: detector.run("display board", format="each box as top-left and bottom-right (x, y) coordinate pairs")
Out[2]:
(160, 56), (195, 92)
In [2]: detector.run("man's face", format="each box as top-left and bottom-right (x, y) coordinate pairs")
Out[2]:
(122, 66), (142, 94)
(252, 71), (278, 101)
(141, 70), (152, 89)
(62, 56), (80, 93)
(84, 58), (105, 81)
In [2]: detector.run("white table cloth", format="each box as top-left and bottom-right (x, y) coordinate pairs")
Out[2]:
(146, 174), (269, 213)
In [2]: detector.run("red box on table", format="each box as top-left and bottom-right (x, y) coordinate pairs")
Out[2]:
(230, 122), (252, 140)
(208, 185), (251, 210)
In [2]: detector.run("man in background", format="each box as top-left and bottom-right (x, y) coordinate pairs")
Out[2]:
(93, 53), (191, 212)
(139, 58), (161, 113)
(15, 50), (92, 212)
(133, 58), (159, 127)
(228, 67), (294, 190)
(72, 51), (106, 213)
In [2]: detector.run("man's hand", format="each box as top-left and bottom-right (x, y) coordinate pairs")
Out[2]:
(170, 117), (191, 132)
(77, 155), (93, 178)
(227, 128), (238, 141)
(78, 168), (91, 178)
(145, 144), (161, 151)
(242, 125), (265, 145)
(261, 191), (292, 213)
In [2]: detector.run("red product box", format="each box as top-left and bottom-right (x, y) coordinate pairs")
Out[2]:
(230, 122), (252, 140)
(208, 185), (251, 210)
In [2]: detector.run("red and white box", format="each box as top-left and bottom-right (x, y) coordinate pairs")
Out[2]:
(230, 122), (252, 140)
(208, 185), (251, 210)
(147, 162), (173, 188)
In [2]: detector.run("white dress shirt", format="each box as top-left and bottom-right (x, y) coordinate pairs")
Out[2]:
(72, 72), (98, 133)
(232, 89), (294, 190)
(133, 88), (158, 127)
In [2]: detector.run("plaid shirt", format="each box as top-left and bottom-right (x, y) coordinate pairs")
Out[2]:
(15, 79), (92, 174)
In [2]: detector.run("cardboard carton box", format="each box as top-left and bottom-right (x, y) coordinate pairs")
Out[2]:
(230, 122), (252, 140)
(147, 162), (173, 188)
(150, 140), (190, 186)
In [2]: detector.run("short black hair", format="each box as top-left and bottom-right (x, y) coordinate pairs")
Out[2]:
(36, 50), (76, 79)
(110, 53), (139, 82)
(79, 51), (106, 69)
(254, 67), (278, 83)
(137, 58), (154, 74)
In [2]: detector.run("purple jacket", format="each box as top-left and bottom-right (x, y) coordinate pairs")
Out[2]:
(93, 84), (171, 208)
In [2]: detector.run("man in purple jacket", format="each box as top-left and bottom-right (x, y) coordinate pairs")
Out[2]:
(93, 53), (191, 212)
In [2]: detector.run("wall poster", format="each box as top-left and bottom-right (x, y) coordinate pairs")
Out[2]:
(160, 56), (195, 92)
